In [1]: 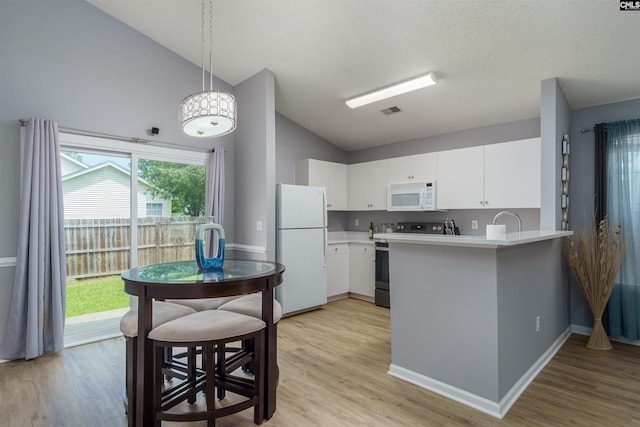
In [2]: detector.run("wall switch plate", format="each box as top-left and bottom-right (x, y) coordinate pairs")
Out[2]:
(256, 220), (263, 231)
(536, 315), (541, 332)
(472, 219), (478, 230)
(355, 218), (360, 227)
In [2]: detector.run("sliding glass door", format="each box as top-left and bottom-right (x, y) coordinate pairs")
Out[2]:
(60, 134), (209, 345)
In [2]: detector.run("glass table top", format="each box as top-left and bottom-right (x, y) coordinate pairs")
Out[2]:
(121, 260), (280, 284)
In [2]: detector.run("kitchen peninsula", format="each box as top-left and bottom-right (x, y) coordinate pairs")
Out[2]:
(374, 230), (572, 418)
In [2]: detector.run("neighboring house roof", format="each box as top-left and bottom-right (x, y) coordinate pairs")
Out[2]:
(60, 152), (89, 175)
(62, 160), (172, 199)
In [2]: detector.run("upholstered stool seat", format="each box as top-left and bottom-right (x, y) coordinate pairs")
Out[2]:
(120, 301), (197, 420)
(217, 293), (282, 378)
(165, 296), (241, 312)
(149, 310), (266, 426)
(217, 293), (283, 323)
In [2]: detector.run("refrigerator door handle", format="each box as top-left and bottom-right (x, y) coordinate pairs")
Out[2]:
(322, 187), (328, 227)
(323, 227), (328, 260)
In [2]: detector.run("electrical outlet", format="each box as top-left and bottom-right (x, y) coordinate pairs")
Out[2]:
(355, 218), (360, 227)
(472, 219), (478, 230)
(536, 315), (541, 332)
(256, 220), (263, 231)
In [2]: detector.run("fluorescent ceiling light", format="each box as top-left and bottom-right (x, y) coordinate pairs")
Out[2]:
(345, 72), (439, 109)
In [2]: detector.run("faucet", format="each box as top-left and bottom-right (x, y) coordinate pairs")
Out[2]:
(492, 211), (522, 233)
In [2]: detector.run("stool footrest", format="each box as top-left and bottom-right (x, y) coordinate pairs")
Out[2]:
(215, 374), (256, 399)
(157, 397), (259, 422)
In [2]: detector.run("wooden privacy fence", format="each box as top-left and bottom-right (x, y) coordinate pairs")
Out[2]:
(65, 216), (207, 279)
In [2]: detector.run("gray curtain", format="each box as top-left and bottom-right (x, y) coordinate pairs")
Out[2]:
(205, 147), (225, 256)
(0, 118), (66, 360)
(606, 119), (640, 340)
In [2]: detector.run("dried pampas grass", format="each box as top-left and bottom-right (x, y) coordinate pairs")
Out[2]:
(565, 215), (627, 350)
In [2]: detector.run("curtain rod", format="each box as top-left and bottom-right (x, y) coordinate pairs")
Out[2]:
(18, 119), (212, 153)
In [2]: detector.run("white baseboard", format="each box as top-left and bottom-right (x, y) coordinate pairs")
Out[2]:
(572, 324), (640, 346)
(226, 243), (266, 255)
(388, 364), (502, 417)
(0, 257), (16, 268)
(388, 326), (572, 419)
(348, 292), (374, 303)
(497, 326), (571, 417)
(327, 293), (349, 303)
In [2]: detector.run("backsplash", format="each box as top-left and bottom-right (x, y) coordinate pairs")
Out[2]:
(328, 209), (541, 236)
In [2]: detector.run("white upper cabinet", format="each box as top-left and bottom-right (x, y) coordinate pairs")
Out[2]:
(436, 146), (484, 209)
(296, 159), (348, 211)
(348, 159), (389, 210)
(436, 138), (541, 210)
(484, 138), (540, 209)
(388, 153), (437, 183)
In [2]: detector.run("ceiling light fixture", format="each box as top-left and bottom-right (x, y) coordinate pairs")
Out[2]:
(345, 72), (439, 109)
(179, 0), (236, 138)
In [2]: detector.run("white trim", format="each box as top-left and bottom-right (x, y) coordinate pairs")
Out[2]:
(0, 257), (16, 268)
(59, 132), (209, 165)
(388, 364), (502, 418)
(571, 324), (592, 337)
(497, 326), (571, 417)
(388, 326), (572, 419)
(572, 324), (640, 346)
(64, 328), (123, 349)
(226, 243), (266, 255)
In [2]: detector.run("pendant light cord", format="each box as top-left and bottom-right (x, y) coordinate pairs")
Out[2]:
(209, 0), (213, 91)
(201, 0), (206, 93)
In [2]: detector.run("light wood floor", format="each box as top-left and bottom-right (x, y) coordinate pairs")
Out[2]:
(1, 298), (639, 426)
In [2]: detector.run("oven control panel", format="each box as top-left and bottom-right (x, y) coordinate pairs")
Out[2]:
(395, 222), (444, 234)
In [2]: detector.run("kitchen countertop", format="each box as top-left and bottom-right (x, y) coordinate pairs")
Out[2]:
(327, 231), (374, 245)
(373, 229), (572, 249)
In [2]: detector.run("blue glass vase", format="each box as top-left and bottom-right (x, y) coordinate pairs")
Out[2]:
(195, 223), (225, 271)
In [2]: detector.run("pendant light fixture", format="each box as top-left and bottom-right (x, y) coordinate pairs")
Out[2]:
(179, 0), (236, 137)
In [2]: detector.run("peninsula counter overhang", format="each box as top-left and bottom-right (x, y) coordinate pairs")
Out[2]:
(374, 230), (573, 249)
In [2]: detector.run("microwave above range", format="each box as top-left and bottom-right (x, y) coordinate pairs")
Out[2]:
(387, 181), (442, 212)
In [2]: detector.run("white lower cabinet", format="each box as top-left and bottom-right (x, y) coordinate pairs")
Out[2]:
(348, 243), (375, 298)
(326, 243), (349, 298)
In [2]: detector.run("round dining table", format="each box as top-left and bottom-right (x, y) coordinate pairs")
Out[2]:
(121, 259), (285, 426)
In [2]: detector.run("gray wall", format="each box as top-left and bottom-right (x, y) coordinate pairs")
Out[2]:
(0, 0), (236, 338)
(496, 239), (566, 399)
(568, 97), (640, 329)
(390, 238), (568, 403)
(275, 113), (347, 185)
(233, 69), (277, 260)
(534, 78), (571, 343)
(540, 78), (570, 230)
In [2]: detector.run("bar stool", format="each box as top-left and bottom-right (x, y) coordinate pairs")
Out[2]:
(119, 301), (197, 420)
(165, 296), (240, 312)
(217, 293), (283, 323)
(148, 310), (266, 426)
(217, 293), (283, 375)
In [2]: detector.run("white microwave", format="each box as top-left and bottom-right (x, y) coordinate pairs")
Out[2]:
(387, 181), (437, 211)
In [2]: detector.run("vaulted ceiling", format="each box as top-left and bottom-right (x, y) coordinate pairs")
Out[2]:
(88, 0), (640, 151)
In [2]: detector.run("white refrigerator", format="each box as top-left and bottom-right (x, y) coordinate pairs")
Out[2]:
(276, 184), (327, 316)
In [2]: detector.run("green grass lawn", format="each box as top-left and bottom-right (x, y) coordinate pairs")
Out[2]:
(66, 275), (130, 318)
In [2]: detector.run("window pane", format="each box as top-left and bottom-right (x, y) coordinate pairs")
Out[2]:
(62, 150), (131, 340)
(136, 159), (207, 267)
(146, 203), (163, 216)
